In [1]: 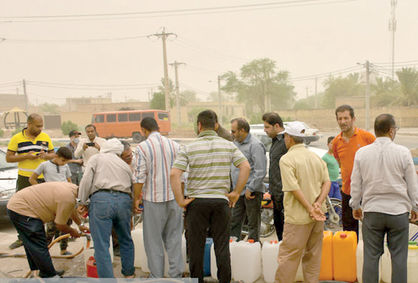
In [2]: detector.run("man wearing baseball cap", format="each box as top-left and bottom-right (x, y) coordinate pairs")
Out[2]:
(66, 130), (83, 185)
(275, 121), (331, 283)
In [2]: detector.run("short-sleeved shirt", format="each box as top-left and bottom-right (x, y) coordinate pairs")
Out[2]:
(34, 160), (71, 182)
(332, 128), (375, 195)
(322, 153), (340, 182)
(173, 130), (247, 200)
(7, 129), (54, 178)
(7, 182), (78, 225)
(280, 144), (330, 225)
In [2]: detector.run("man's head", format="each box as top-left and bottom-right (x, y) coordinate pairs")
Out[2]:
(374, 114), (397, 140)
(230, 118), (250, 143)
(85, 124), (97, 141)
(262, 112), (284, 139)
(327, 136), (335, 152)
(69, 130), (81, 144)
(196, 110), (217, 134)
(120, 141), (133, 165)
(54, 147), (73, 165)
(335, 105), (355, 134)
(282, 121), (306, 149)
(27, 113), (43, 137)
(140, 117), (159, 138)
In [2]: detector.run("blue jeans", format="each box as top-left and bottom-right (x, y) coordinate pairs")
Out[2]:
(89, 191), (135, 278)
(328, 181), (342, 199)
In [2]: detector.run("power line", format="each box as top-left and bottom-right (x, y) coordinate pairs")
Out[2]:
(1, 34), (149, 43)
(26, 82), (158, 91)
(26, 80), (158, 87)
(0, 0), (358, 23)
(290, 65), (360, 81)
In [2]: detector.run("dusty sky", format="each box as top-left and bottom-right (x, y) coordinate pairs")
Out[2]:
(0, 0), (417, 105)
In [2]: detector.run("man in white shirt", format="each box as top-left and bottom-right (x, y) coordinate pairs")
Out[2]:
(350, 114), (418, 283)
(74, 124), (106, 168)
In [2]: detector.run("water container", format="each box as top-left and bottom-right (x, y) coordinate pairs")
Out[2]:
(182, 234), (189, 273)
(333, 231), (357, 282)
(232, 240), (262, 283)
(131, 228), (149, 272)
(202, 238), (213, 276)
(407, 243), (418, 283)
(261, 240), (280, 283)
(381, 244), (391, 283)
(294, 261), (303, 282)
(319, 231), (333, 281)
(211, 238), (239, 280)
(86, 256), (98, 278)
(83, 234), (113, 268)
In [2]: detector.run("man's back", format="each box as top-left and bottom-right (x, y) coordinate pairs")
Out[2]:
(173, 130), (246, 199)
(350, 137), (418, 215)
(135, 132), (180, 202)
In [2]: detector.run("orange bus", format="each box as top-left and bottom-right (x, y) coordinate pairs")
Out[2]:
(92, 109), (171, 143)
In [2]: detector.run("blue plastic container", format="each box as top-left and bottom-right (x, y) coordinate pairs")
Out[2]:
(204, 238), (213, 276)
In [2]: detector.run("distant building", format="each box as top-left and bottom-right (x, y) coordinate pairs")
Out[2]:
(0, 94), (27, 113)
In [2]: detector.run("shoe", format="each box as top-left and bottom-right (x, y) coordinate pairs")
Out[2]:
(55, 270), (65, 277)
(9, 239), (23, 249)
(60, 250), (72, 255)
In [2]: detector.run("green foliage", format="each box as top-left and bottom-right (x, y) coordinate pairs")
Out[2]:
(371, 77), (400, 107)
(150, 91), (166, 110)
(396, 68), (418, 106)
(321, 73), (364, 108)
(39, 103), (60, 114)
(61, 121), (79, 136)
(221, 58), (296, 114)
(294, 95), (318, 110)
(0, 128), (4, 138)
(187, 107), (207, 124)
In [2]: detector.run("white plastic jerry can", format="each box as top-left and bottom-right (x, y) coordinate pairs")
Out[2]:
(407, 244), (418, 283)
(83, 233), (114, 266)
(211, 238), (238, 280)
(232, 240), (262, 283)
(261, 240), (280, 283)
(131, 227), (149, 272)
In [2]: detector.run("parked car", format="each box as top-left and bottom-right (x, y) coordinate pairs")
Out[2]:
(0, 149), (18, 222)
(250, 121), (320, 146)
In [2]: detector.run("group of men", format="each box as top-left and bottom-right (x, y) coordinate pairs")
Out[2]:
(4, 106), (418, 283)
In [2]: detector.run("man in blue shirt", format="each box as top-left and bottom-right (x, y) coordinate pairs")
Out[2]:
(230, 118), (267, 242)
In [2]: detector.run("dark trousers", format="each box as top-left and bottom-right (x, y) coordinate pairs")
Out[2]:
(362, 212), (409, 283)
(341, 191), (358, 237)
(46, 220), (71, 251)
(14, 175), (44, 242)
(271, 193), (284, 241)
(230, 192), (262, 241)
(7, 209), (57, 278)
(186, 198), (231, 283)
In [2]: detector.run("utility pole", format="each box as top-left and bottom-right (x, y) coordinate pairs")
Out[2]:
(217, 75), (223, 122)
(389, 0), (397, 80)
(314, 77), (318, 109)
(22, 79), (28, 112)
(169, 61), (185, 125)
(365, 60), (371, 131)
(148, 28), (177, 111)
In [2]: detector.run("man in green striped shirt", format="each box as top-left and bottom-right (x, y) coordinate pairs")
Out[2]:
(171, 110), (250, 283)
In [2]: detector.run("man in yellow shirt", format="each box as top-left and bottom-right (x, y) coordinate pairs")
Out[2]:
(275, 122), (330, 283)
(6, 113), (55, 249)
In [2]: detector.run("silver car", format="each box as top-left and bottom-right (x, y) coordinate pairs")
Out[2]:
(0, 149), (18, 222)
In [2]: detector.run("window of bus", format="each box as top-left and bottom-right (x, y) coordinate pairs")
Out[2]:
(129, 113), (141, 121)
(107, 114), (116, 123)
(95, 115), (105, 123)
(142, 112), (154, 119)
(118, 113), (128, 122)
(158, 112), (169, 121)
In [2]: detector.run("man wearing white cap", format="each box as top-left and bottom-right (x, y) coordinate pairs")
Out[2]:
(275, 121), (331, 283)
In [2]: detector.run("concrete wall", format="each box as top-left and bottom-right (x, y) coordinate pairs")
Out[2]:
(276, 106), (418, 129)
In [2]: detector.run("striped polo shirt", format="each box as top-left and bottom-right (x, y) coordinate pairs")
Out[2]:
(7, 129), (54, 178)
(134, 132), (180, 203)
(173, 130), (247, 200)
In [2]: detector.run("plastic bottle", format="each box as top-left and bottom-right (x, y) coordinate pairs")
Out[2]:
(232, 239), (262, 283)
(319, 231), (333, 281)
(261, 240), (280, 283)
(333, 231), (357, 282)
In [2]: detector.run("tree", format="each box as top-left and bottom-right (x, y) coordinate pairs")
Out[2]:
(221, 58), (296, 114)
(39, 103), (60, 114)
(396, 68), (418, 106)
(321, 73), (364, 108)
(61, 121), (79, 135)
(371, 77), (400, 107)
(150, 91), (165, 110)
(180, 90), (198, 106)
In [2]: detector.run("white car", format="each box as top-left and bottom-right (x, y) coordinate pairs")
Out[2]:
(0, 149), (18, 222)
